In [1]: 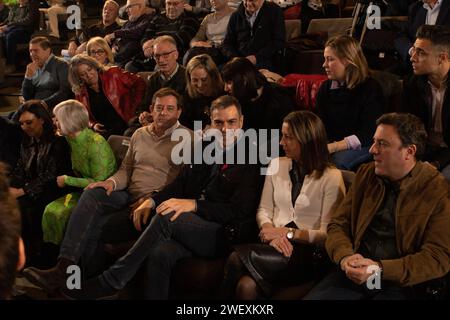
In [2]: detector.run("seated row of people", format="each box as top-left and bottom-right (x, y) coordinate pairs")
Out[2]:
(21, 97), (450, 299)
(15, 24), (450, 180)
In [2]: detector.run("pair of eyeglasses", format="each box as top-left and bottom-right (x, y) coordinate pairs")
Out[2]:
(154, 105), (177, 113)
(89, 49), (105, 56)
(153, 50), (176, 60)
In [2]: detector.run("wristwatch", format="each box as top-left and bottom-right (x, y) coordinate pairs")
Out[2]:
(286, 228), (295, 240)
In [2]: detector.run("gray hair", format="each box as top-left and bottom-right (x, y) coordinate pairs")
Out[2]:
(153, 35), (177, 49)
(53, 99), (90, 135)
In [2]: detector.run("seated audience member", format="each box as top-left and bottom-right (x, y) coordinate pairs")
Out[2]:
(130, 35), (186, 134)
(44, 0), (66, 40)
(86, 36), (115, 66)
(0, 1), (9, 25)
(0, 117), (22, 173)
(183, 0), (234, 66)
(68, 54), (146, 138)
(394, 0), (450, 70)
(305, 113), (450, 300)
(23, 88), (191, 293)
(66, 0), (120, 57)
(316, 35), (385, 170)
(402, 25), (450, 180)
(42, 100), (116, 246)
(180, 54), (224, 129)
(0, 0), (39, 75)
(9, 100), (71, 265)
(221, 110), (345, 299)
(184, 0), (212, 18)
(58, 95), (263, 300)
(126, 0), (200, 72)
(221, 0), (285, 71)
(105, 0), (154, 68)
(222, 57), (295, 130)
(0, 163), (26, 300)
(21, 37), (73, 111)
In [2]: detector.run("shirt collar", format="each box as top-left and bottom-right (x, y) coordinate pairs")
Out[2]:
(330, 80), (346, 89)
(39, 54), (54, 72)
(160, 63), (179, 82)
(423, 0), (441, 11)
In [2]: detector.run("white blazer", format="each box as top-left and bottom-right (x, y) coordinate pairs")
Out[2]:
(256, 157), (346, 245)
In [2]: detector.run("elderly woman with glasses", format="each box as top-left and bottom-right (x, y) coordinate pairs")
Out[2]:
(9, 100), (71, 265)
(41, 99), (116, 246)
(86, 36), (115, 66)
(68, 54), (146, 137)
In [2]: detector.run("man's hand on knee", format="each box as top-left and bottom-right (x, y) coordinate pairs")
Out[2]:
(156, 198), (197, 221)
(133, 199), (154, 231)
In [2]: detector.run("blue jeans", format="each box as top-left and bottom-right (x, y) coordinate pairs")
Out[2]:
(59, 188), (131, 270)
(304, 270), (412, 300)
(102, 211), (222, 299)
(331, 147), (372, 170)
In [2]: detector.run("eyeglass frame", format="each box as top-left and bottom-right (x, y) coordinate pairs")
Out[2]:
(152, 49), (177, 61)
(89, 49), (106, 56)
(153, 104), (178, 113)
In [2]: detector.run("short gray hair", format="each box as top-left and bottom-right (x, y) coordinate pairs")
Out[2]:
(53, 99), (90, 135)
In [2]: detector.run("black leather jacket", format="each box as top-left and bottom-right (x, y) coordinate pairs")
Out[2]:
(11, 135), (71, 202)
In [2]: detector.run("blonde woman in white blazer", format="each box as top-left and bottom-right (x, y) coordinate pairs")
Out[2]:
(221, 111), (346, 299)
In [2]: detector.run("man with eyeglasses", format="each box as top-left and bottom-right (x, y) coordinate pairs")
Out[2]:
(304, 112), (450, 300)
(140, 0), (199, 59)
(104, 0), (154, 68)
(401, 25), (450, 181)
(221, 0), (285, 71)
(22, 87), (193, 293)
(65, 0), (121, 57)
(127, 35), (187, 135)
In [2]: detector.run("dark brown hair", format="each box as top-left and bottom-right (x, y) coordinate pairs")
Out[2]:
(283, 110), (330, 178)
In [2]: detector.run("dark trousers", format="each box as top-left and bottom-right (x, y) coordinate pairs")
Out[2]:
(59, 188), (131, 275)
(2, 27), (31, 65)
(304, 270), (413, 300)
(102, 211), (222, 299)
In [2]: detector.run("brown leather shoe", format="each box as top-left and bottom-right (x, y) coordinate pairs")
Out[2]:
(22, 258), (74, 293)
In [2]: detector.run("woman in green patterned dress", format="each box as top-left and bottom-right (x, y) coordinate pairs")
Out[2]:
(42, 99), (117, 245)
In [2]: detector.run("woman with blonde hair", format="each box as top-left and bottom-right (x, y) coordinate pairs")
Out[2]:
(221, 110), (346, 299)
(180, 54), (224, 129)
(68, 54), (146, 137)
(316, 35), (385, 170)
(86, 36), (115, 66)
(41, 99), (116, 245)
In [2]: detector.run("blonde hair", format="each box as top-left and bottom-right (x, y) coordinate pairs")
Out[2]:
(325, 35), (369, 89)
(186, 54), (223, 99)
(68, 54), (105, 93)
(53, 99), (90, 135)
(86, 36), (114, 65)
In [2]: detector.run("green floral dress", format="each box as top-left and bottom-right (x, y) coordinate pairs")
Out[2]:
(42, 128), (116, 244)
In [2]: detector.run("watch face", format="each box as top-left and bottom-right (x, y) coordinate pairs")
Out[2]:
(287, 231), (294, 239)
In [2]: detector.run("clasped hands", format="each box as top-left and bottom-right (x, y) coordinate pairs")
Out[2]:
(340, 254), (381, 285)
